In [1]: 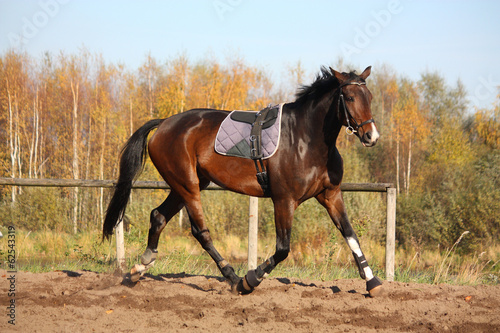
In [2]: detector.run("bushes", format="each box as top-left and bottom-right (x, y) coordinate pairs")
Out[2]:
(0, 187), (72, 232)
(396, 150), (500, 252)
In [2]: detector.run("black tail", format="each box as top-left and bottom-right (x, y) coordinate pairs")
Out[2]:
(103, 119), (163, 240)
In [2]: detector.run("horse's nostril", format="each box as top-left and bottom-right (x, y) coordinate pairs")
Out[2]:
(366, 132), (372, 140)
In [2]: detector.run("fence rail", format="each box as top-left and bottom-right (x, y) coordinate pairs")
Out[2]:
(0, 177), (396, 281)
(0, 177), (393, 192)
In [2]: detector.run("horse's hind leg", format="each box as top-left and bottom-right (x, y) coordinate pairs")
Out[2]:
(130, 191), (184, 281)
(183, 186), (241, 289)
(165, 178), (240, 288)
(187, 211), (241, 288)
(143, 191), (185, 263)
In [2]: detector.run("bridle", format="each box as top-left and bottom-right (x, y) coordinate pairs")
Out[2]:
(337, 81), (375, 136)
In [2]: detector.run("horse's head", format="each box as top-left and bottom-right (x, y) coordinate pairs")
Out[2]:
(330, 66), (379, 147)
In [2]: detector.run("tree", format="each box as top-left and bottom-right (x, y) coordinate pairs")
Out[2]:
(470, 97), (500, 149)
(157, 54), (189, 118)
(189, 59), (224, 109)
(392, 79), (430, 194)
(137, 53), (165, 120)
(0, 51), (32, 202)
(417, 72), (473, 192)
(53, 50), (92, 233)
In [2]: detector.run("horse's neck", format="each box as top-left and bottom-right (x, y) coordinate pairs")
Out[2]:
(287, 95), (342, 147)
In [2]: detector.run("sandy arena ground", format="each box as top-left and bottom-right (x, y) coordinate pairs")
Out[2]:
(1, 269), (499, 332)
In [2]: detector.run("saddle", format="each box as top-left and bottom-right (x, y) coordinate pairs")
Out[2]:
(215, 104), (282, 195)
(230, 107), (279, 130)
(230, 106), (279, 159)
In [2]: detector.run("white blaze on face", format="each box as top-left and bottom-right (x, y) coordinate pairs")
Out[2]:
(346, 237), (374, 280)
(369, 122), (380, 143)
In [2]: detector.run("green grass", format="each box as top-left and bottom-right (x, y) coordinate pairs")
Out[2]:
(1, 228), (498, 285)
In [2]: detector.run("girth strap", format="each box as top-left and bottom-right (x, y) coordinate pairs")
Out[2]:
(250, 107), (272, 195)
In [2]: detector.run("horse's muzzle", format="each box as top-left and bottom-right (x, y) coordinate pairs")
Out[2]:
(360, 124), (379, 147)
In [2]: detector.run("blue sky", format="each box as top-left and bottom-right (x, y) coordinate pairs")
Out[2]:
(1, 0), (499, 109)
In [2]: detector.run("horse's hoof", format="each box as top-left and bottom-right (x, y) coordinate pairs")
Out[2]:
(232, 277), (254, 295)
(130, 261), (155, 283)
(231, 280), (240, 295)
(130, 264), (145, 282)
(368, 285), (383, 297)
(366, 276), (383, 297)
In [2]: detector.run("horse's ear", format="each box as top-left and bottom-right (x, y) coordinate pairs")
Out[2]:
(360, 66), (372, 80)
(329, 67), (346, 83)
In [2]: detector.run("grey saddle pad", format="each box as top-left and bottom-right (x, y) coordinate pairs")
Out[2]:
(214, 104), (283, 159)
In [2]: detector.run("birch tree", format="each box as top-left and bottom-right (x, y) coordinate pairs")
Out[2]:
(1, 51), (30, 202)
(393, 79), (430, 194)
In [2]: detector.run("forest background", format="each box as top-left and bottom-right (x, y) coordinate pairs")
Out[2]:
(0, 50), (499, 275)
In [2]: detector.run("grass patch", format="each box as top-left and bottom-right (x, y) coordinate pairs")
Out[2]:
(1, 228), (498, 285)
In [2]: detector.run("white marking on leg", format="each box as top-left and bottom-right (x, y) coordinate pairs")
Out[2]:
(346, 237), (363, 257)
(346, 237), (374, 280)
(364, 267), (374, 280)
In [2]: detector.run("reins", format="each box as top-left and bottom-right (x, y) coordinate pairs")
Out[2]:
(337, 82), (375, 135)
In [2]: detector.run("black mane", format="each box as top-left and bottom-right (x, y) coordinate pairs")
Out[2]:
(294, 67), (361, 105)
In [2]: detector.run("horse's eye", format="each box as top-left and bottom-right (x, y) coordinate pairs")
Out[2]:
(346, 96), (354, 102)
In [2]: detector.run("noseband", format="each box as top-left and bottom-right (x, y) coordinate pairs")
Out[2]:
(337, 82), (375, 136)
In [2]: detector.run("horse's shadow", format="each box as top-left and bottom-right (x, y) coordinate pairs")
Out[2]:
(121, 272), (366, 296)
(121, 271), (225, 291)
(276, 277), (351, 295)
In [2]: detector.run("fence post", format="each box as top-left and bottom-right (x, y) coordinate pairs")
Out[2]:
(115, 220), (126, 271)
(385, 187), (396, 281)
(248, 196), (258, 270)
(179, 208), (184, 230)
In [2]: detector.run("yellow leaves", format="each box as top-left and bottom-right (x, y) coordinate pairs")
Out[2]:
(386, 78), (399, 101)
(392, 80), (430, 144)
(473, 108), (500, 148)
(427, 122), (475, 167)
(158, 56), (270, 114)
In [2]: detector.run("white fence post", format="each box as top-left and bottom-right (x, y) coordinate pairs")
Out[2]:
(248, 196), (259, 270)
(179, 208), (184, 230)
(385, 187), (397, 281)
(115, 220), (126, 271)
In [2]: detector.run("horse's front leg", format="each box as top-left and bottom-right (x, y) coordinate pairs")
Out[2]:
(236, 198), (296, 294)
(316, 188), (383, 297)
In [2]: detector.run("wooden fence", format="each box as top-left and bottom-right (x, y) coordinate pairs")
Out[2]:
(0, 178), (396, 281)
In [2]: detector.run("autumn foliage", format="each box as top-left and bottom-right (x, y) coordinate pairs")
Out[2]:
(0, 50), (498, 252)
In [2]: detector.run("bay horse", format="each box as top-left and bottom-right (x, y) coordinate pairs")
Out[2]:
(103, 66), (383, 296)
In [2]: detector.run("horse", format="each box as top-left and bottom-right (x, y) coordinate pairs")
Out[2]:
(103, 66), (383, 297)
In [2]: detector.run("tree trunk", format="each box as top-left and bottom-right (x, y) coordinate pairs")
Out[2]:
(129, 97), (133, 136)
(34, 88), (40, 178)
(71, 80), (80, 234)
(29, 87), (40, 178)
(85, 115), (92, 179)
(7, 80), (17, 203)
(148, 68), (154, 118)
(99, 116), (107, 228)
(406, 132), (412, 195)
(396, 131), (400, 194)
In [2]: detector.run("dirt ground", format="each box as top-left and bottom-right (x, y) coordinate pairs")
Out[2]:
(1, 269), (499, 333)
